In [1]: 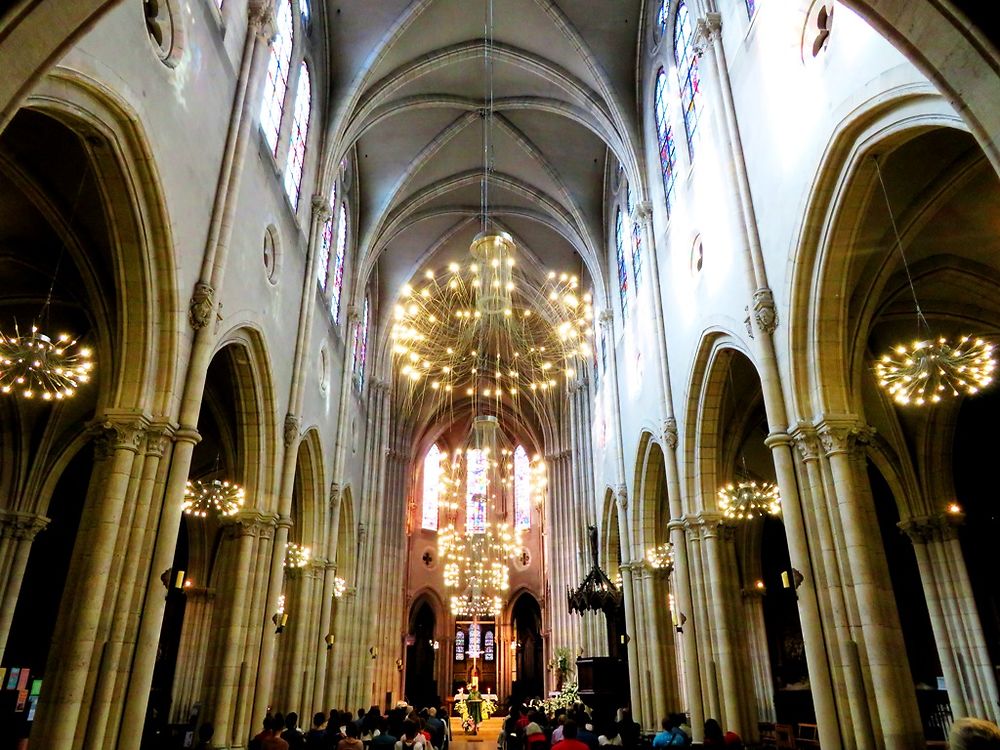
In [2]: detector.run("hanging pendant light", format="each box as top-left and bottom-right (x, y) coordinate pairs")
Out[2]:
(870, 157), (995, 407)
(717, 480), (781, 521)
(182, 478), (245, 518)
(0, 323), (94, 400)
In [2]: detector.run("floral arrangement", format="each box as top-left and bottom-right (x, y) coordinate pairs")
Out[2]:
(456, 694), (497, 733)
(527, 682), (588, 716)
(546, 647), (574, 688)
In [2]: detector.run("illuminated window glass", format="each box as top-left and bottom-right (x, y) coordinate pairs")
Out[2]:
(466, 449), (487, 533)
(330, 203), (347, 321)
(468, 622), (481, 657)
(656, 0), (668, 39)
(654, 68), (678, 213)
(626, 186), (643, 287)
(514, 445), (530, 531)
(601, 332), (607, 374)
(283, 63), (312, 209)
(352, 295), (370, 390)
(746, 0), (757, 18)
(484, 630), (495, 662)
(674, 0), (700, 158)
(260, 0), (293, 155)
(455, 629), (465, 661)
(615, 208), (628, 318)
(422, 445), (442, 531)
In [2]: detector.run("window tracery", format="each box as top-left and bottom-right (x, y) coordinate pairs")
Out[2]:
(673, 0), (700, 158)
(654, 67), (678, 212)
(615, 207), (629, 318)
(260, 0), (293, 154)
(283, 62), (311, 209)
(422, 444), (442, 531)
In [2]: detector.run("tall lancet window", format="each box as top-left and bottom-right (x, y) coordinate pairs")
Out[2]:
(317, 186), (336, 289)
(352, 295), (370, 389)
(674, 0), (701, 158)
(260, 0), (293, 154)
(466, 449), (487, 533)
(422, 445), (442, 531)
(283, 62), (312, 208)
(654, 68), (677, 212)
(627, 186), (643, 287)
(514, 445), (531, 530)
(615, 207), (628, 317)
(330, 203), (348, 321)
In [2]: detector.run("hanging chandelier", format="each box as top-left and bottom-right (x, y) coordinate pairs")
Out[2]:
(869, 157), (994, 407)
(284, 541), (311, 569)
(0, 323), (94, 400)
(438, 416), (522, 618)
(876, 336), (995, 405)
(182, 478), (245, 518)
(646, 542), (675, 571)
(334, 576), (347, 598)
(717, 480), (781, 521)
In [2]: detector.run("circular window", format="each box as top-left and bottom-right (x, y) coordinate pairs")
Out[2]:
(691, 234), (705, 275)
(421, 548), (437, 569)
(263, 225), (280, 284)
(143, 0), (183, 67)
(801, 1), (834, 62)
(515, 547), (532, 570)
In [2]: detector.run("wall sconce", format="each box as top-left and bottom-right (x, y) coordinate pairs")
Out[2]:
(161, 568), (186, 591)
(272, 612), (289, 633)
(782, 568), (804, 599)
(369, 646), (378, 659)
(672, 612), (687, 634)
(619, 633), (630, 646)
(395, 658), (404, 671)
(325, 633), (335, 650)
(433, 640), (440, 650)
(947, 502), (962, 515)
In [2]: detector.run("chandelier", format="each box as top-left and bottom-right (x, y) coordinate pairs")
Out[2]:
(876, 336), (995, 405)
(0, 323), (94, 400)
(646, 542), (675, 571)
(182, 478), (245, 518)
(717, 480), (781, 521)
(334, 576), (347, 598)
(438, 416), (522, 617)
(569, 525), (622, 615)
(284, 541), (311, 569)
(869, 157), (994, 407)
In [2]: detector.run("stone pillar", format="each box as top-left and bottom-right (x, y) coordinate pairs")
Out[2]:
(170, 587), (216, 723)
(616, 487), (644, 723)
(0, 510), (50, 660)
(818, 421), (923, 749)
(741, 588), (775, 723)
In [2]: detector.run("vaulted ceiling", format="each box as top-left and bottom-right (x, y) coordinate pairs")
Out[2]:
(321, 0), (645, 444)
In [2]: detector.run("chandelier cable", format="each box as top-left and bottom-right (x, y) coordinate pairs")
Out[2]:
(872, 156), (929, 336)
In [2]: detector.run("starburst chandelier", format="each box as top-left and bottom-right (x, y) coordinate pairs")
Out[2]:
(334, 576), (347, 598)
(0, 323), (94, 400)
(646, 542), (675, 571)
(876, 336), (995, 405)
(870, 157), (994, 407)
(717, 480), (781, 521)
(284, 541), (311, 569)
(182, 478), (245, 518)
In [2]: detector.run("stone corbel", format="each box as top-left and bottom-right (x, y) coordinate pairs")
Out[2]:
(661, 418), (678, 450)
(284, 413), (302, 448)
(753, 287), (778, 335)
(614, 483), (628, 512)
(188, 281), (216, 330)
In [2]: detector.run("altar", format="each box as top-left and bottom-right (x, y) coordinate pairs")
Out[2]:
(452, 692), (498, 715)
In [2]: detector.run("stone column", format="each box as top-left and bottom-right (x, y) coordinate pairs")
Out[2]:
(170, 587), (216, 723)
(741, 587), (775, 723)
(818, 421), (923, 749)
(0, 510), (50, 660)
(639, 564), (667, 725)
(616, 488), (644, 723)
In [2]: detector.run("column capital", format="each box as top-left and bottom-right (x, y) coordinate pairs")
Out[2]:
(284, 413), (302, 448)
(899, 513), (962, 543)
(632, 200), (654, 226)
(789, 422), (821, 461)
(599, 309), (614, 328)
(346, 304), (361, 325)
(144, 420), (177, 457)
(695, 12), (723, 48)
(90, 412), (150, 456)
(752, 287), (778, 336)
(661, 418), (678, 450)
(614, 483), (628, 511)
(188, 281), (216, 330)
(816, 418), (874, 457)
(0, 510), (50, 541)
(227, 511), (280, 538)
(249, 2), (276, 41)
(311, 194), (333, 221)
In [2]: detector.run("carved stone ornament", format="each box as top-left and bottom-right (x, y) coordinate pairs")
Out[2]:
(311, 193), (332, 222)
(790, 424), (820, 462)
(817, 421), (875, 457)
(753, 288), (778, 335)
(249, 2), (276, 41)
(145, 424), (175, 458)
(283, 414), (301, 448)
(662, 418), (678, 450)
(91, 415), (148, 456)
(329, 482), (342, 509)
(615, 483), (628, 511)
(0, 510), (50, 541)
(188, 282), (216, 330)
(744, 305), (754, 339)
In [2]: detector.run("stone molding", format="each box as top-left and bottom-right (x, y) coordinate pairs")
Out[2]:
(283, 414), (301, 448)
(899, 513), (962, 543)
(188, 281), (215, 330)
(753, 287), (778, 335)
(662, 418), (678, 450)
(0, 510), (50, 541)
(90, 413), (150, 458)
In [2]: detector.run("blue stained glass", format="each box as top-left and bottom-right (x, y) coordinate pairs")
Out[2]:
(283, 63), (311, 209)
(330, 203), (347, 321)
(468, 622), (481, 657)
(260, 0), (293, 155)
(615, 208), (628, 317)
(484, 630), (495, 662)
(627, 186), (643, 286)
(654, 68), (678, 213)
(422, 445), (441, 531)
(514, 446), (530, 531)
(656, 0), (668, 39)
(455, 629), (465, 661)
(466, 449), (487, 533)
(746, 0), (757, 18)
(352, 295), (369, 390)
(674, 1), (700, 158)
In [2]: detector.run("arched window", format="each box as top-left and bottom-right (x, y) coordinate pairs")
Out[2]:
(615, 207), (628, 317)
(317, 187), (336, 289)
(626, 186), (643, 287)
(260, 0), (293, 154)
(514, 445), (530, 530)
(330, 203), (348, 321)
(745, 0), (758, 18)
(422, 445), (442, 531)
(654, 68), (678, 212)
(466, 448), (487, 533)
(283, 62), (311, 209)
(656, 0), (668, 39)
(352, 295), (370, 389)
(484, 629), (495, 661)
(673, 0), (700, 158)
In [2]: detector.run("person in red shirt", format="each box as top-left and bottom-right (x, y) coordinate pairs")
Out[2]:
(553, 721), (590, 750)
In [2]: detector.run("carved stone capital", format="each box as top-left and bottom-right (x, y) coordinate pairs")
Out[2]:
(188, 282), (216, 330)
(228, 511), (279, 539)
(789, 423), (821, 461)
(695, 12), (723, 50)
(661, 418), (678, 450)
(0, 510), (50, 541)
(311, 194), (333, 222)
(90, 413), (149, 456)
(614, 483), (628, 511)
(346, 305), (360, 325)
(283, 414), (301, 448)
(249, 2), (276, 41)
(633, 200), (654, 226)
(144, 422), (176, 458)
(817, 419), (874, 457)
(599, 309), (614, 327)
(753, 287), (778, 335)
(900, 513), (962, 543)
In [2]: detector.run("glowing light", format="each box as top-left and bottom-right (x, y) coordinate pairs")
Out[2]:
(0, 324), (94, 400)
(717, 480), (781, 521)
(646, 542), (674, 570)
(182, 479), (245, 518)
(876, 337), (995, 406)
(284, 542), (311, 569)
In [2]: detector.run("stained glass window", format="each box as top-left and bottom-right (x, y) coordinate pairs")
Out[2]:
(484, 630), (495, 662)
(468, 622), (481, 657)
(674, 0), (700, 158)
(615, 208), (628, 318)
(352, 295), (370, 390)
(514, 445), (530, 531)
(601, 332), (607, 374)
(330, 203), (347, 321)
(466, 448), (487, 533)
(656, 0), (668, 39)
(455, 629), (465, 661)
(283, 63), (311, 209)
(746, 0), (757, 18)
(422, 445), (442, 531)
(260, 0), (293, 155)
(627, 186), (643, 287)
(654, 68), (678, 213)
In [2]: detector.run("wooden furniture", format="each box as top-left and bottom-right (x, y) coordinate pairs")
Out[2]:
(795, 723), (820, 748)
(774, 723), (796, 750)
(758, 722), (777, 749)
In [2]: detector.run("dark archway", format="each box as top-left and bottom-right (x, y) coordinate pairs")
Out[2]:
(405, 601), (438, 708)
(511, 593), (543, 700)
